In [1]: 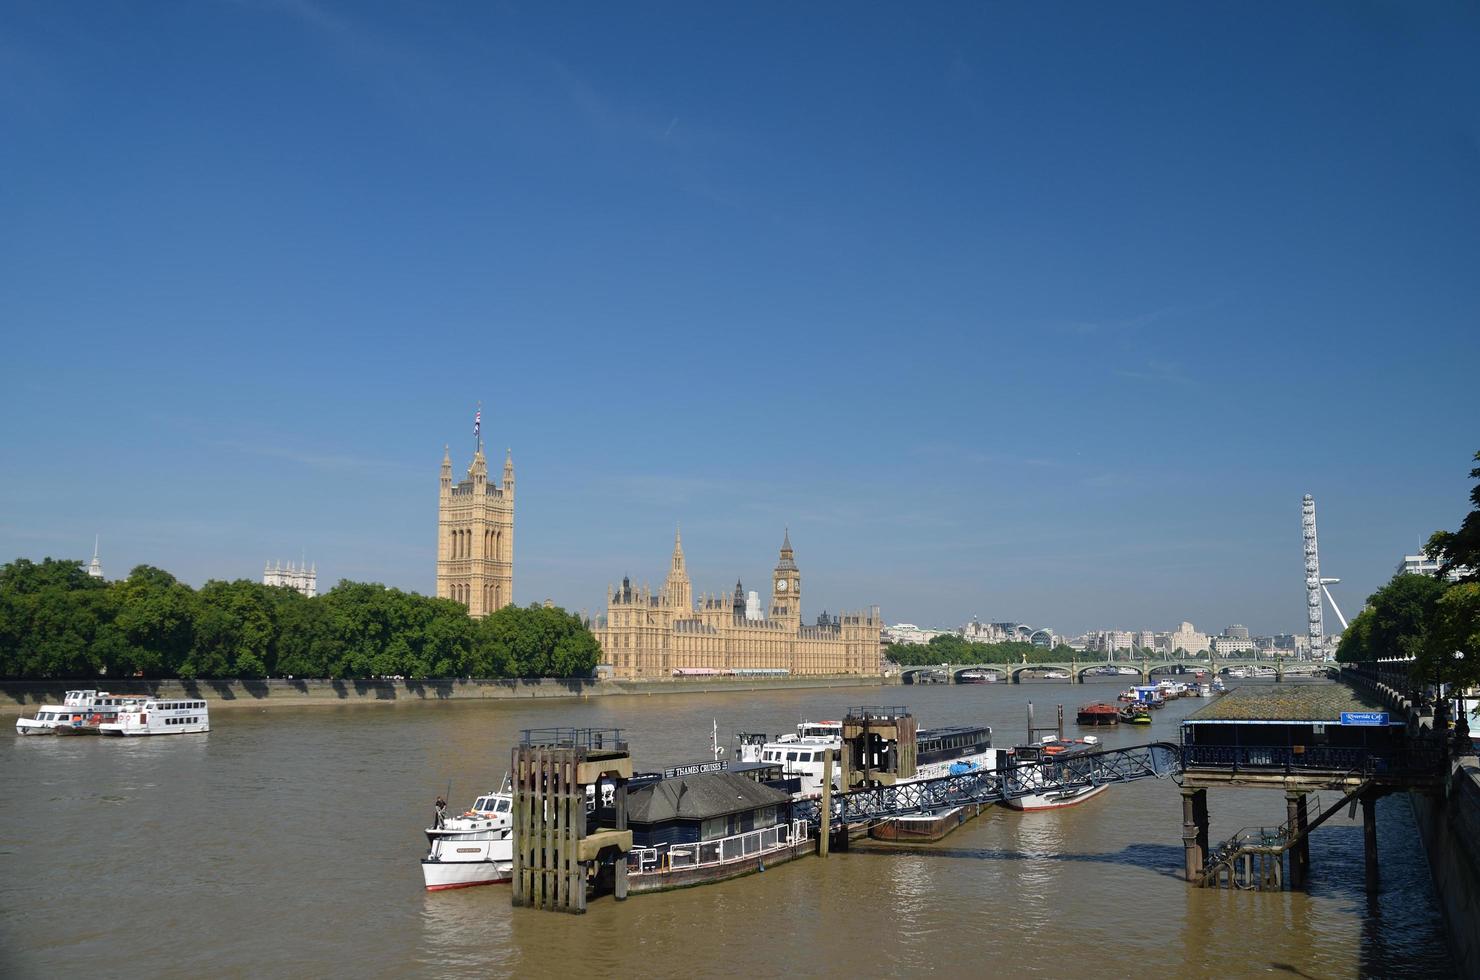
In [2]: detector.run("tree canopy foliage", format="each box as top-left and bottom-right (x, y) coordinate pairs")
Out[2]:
(1337, 449), (1480, 690)
(0, 559), (601, 681)
(885, 634), (1084, 667)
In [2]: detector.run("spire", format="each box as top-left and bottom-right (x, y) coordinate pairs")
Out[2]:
(672, 524), (685, 570)
(775, 527), (798, 571)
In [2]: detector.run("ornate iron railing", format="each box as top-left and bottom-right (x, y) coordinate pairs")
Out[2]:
(1180, 744), (1444, 776)
(794, 742), (1182, 827)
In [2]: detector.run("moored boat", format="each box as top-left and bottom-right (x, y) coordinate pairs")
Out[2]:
(98, 699), (209, 736)
(1119, 705), (1152, 725)
(1076, 703), (1120, 726)
(1004, 736), (1112, 811)
(15, 691), (147, 736)
(422, 788), (514, 891)
(868, 803), (983, 843)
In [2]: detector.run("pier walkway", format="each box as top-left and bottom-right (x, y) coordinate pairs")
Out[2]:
(795, 741), (1182, 828)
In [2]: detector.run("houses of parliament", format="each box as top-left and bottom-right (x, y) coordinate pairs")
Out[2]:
(436, 439), (514, 617)
(593, 529), (882, 679)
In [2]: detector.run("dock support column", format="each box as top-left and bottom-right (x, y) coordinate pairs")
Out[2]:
(1295, 792), (1310, 885)
(1362, 795), (1379, 895)
(819, 749), (833, 858)
(614, 779), (629, 901)
(1181, 787), (1208, 882)
(1285, 792), (1305, 889)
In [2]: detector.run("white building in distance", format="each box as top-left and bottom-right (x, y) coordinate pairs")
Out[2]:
(1169, 621), (1209, 655)
(264, 560), (317, 598)
(1397, 549), (1471, 583)
(884, 623), (952, 646)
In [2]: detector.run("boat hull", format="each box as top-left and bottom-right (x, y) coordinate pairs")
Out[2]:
(1005, 783), (1111, 811)
(14, 720), (56, 735)
(869, 803), (982, 843)
(421, 859), (511, 891)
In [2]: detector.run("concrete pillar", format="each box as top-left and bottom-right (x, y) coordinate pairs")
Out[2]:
(1181, 787), (1208, 882)
(1362, 795), (1379, 894)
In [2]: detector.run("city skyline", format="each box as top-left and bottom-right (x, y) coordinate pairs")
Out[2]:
(2, 5), (1477, 635)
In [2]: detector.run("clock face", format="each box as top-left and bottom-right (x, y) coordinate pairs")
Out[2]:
(776, 579), (788, 592)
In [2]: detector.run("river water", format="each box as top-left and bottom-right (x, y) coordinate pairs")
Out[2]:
(1, 679), (1455, 978)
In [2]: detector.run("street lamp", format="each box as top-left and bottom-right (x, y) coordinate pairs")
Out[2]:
(1455, 652), (1469, 742)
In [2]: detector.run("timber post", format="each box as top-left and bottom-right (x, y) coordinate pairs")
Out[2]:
(1362, 794), (1379, 894)
(511, 728), (632, 913)
(1285, 792), (1304, 889)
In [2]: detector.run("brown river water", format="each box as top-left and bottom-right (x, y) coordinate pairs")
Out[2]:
(1, 678), (1455, 979)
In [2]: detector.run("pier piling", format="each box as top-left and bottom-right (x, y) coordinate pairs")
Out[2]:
(1362, 795), (1379, 894)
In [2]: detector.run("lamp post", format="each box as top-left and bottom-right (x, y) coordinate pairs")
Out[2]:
(1454, 652), (1469, 743)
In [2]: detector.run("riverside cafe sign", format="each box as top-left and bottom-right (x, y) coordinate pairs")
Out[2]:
(1340, 712), (1390, 726)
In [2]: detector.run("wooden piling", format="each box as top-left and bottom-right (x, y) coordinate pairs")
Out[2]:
(1362, 795), (1379, 894)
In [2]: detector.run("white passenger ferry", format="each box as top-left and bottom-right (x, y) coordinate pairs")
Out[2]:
(15, 691), (147, 735)
(422, 789), (514, 891)
(736, 720), (842, 795)
(98, 699), (210, 736)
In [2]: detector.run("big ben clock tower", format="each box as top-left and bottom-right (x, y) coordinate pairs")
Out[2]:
(769, 529), (801, 628)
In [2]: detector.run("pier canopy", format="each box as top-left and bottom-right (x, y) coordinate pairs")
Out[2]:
(1180, 685), (1410, 778)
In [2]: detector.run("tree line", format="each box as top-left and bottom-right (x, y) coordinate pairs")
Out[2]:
(0, 559), (602, 680)
(1336, 450), (1480, 691)
(885, 635), (1086, 667)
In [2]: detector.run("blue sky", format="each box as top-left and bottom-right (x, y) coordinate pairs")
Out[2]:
(1, 2), (1477, 636)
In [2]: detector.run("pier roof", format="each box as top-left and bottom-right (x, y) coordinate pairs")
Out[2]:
(1183, 684), (1397, 725)
(627, 771), (791, 824)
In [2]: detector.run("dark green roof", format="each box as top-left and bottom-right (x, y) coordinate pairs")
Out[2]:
(627, 771), (790, 824)
(1183, 684), (1398, 725)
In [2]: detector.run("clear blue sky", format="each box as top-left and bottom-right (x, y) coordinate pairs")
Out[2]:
(2, 2), (1477, 636)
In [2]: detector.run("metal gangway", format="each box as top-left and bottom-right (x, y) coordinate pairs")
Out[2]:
(794, 741), (1183, 828)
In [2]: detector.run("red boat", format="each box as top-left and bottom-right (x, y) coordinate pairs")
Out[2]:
(1076, 703), (1120, 726)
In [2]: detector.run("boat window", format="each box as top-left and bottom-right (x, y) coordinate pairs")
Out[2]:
(785, 752), (798, 762)
(496, 800), (510, 812)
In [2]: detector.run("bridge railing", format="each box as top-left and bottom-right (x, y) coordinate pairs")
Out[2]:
(1180, 744), (1444, 776)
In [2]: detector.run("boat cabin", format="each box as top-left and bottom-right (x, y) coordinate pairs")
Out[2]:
(626, 771), (793, 848)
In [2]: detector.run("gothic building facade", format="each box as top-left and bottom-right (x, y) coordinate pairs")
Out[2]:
(436, 440), (514, 617)
(594, 529), (881, 678)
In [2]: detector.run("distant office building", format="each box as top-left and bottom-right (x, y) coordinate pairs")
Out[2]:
(1211, 635), (1256, 656)
(1224, 625), (1250, 640)
(1136, 630), (1156, 651)
(885, 623), (951, 646)
(1105, 630), (1136, 654)
(1169, 621), (1209, 655)
(961, 618), (1009, 644)
(1396, 549), (1470, 583)
(264, 560), (317, 598)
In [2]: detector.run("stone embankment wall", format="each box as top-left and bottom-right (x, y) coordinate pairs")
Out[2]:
(1347, 665), (1480, 979)
(1411, 759), (1480, 980)
(0, 673), (894, 715)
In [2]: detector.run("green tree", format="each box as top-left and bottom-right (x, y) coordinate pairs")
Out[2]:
(1426, 450), (1480, 583)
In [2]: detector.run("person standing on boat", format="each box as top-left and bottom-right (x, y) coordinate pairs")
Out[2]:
(433, 796), (447, 829)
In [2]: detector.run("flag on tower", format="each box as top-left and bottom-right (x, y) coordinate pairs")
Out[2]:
(474, 409), (481, 439)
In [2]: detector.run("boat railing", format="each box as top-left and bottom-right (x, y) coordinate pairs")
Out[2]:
(629, 819), (809, 875)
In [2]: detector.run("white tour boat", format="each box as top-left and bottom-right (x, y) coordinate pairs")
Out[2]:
(422, 789), (514, 891)
(15, 691), (148, 736)
(98, 699), (210, 736)
(736, 720), (842, 796)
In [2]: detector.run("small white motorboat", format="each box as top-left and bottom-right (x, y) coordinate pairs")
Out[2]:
(422, 789), (515, 891)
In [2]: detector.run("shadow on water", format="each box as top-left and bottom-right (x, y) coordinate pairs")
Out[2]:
(854, 840), (1187, 879)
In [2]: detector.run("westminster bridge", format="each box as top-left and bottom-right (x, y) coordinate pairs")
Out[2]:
(898, 657), (1339, 684)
